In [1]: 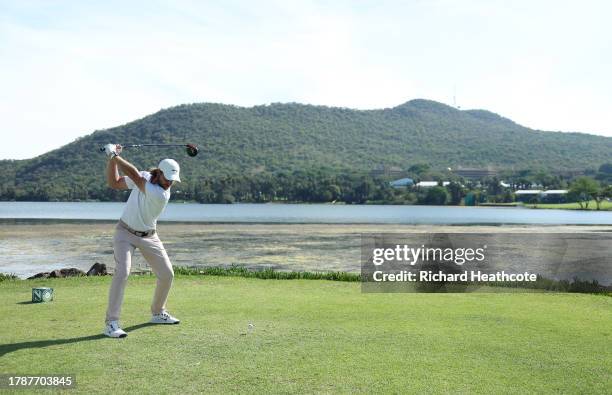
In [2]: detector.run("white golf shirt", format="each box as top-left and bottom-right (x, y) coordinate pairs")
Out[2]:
(120, 171), (170, 231)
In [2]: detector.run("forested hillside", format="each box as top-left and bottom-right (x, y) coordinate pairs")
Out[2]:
(1, 99), (610, 201)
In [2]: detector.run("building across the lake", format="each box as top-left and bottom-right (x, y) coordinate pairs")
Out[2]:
(452, 167), (498, 180)
(417, 181), (450, 188)
(389, 179), (453, 188)
(371, 165), (408, 178)
(515, 189), (568, 203)
(514, 190), (541, 203)
(540, 190), (569, 203)
(389, 178), (415, 188)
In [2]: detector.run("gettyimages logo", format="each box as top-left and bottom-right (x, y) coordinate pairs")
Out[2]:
(372, 244), (487, 266)
(361, 233), (612, 293)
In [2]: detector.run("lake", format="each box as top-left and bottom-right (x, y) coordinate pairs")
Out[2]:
(1, 202), (611, 279)
(1, 201), (612, 224)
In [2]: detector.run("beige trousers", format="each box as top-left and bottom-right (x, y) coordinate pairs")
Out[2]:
(105, 223), (174, 322)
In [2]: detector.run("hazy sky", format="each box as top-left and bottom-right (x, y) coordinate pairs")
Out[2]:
(1, 0), (611, 159)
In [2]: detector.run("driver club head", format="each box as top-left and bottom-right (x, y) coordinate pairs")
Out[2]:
(186, 144), (199, 157)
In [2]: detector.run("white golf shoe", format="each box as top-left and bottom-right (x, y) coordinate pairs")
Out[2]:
(150, 310), (180, 324)
(104, 320), (128, 338)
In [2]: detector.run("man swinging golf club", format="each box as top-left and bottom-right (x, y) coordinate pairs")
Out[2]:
(103, 143), (181, 338)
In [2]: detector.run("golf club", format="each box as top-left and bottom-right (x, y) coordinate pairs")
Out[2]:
(99, 143), (199, 157)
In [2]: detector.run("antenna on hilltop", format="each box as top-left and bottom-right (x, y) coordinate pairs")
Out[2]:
(453, 85), (461, 109)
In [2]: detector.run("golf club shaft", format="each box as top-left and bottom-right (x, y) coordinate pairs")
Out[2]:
(99, 142), (199, 157)
(123, 144), (190, 147)
(99, 143), (191, 152)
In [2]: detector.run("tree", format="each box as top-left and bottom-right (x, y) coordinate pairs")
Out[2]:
(568, 177), (600, 209)
(419, 186), (449, 205)
(599, 163), (612, 174)
(501, 190), (515, 203)
(484, 177), (502, 196)
(596, 185), (612, 210)
(446, 181), (465, 205)
(354, 178), (375, 204)
(408, 163), (430, 176)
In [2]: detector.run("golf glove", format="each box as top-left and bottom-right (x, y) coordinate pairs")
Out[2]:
(104, 144), (119, 158)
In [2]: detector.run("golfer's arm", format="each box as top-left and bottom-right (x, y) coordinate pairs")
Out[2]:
(112, 156), (146, 193)
(106, 158), (128, 190)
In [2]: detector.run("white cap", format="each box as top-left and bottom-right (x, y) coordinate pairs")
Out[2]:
(158, 159), (181, 182)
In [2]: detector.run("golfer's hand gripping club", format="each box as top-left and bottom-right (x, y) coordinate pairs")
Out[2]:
(104, 144), (121, 158)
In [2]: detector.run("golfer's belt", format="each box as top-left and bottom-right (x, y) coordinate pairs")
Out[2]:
(119, 220), (156, 237)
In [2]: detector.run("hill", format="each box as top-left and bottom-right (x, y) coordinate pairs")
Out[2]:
(1, 99), (611, 201)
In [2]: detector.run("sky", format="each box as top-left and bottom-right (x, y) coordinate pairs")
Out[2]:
(1, 0), (611, 160)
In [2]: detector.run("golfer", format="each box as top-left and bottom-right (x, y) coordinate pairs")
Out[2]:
(103, 143), (181, 338)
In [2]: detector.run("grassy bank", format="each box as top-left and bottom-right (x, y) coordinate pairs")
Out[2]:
(1, 275), (610, 394)
(477, 202), (522, 207)
(174, 266), (360, 282)
(527, 200), (612, 210)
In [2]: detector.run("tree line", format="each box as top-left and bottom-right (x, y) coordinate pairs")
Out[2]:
(1, 164), (610, 208)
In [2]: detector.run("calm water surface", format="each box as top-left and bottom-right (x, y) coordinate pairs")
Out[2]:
(2, 201), (612, 224)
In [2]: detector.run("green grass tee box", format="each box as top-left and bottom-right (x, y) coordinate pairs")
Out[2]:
(1, 275), (610, 394)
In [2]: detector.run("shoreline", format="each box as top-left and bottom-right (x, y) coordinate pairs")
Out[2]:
(4, 202), (612, 226)
(1, 222), (611, 280)
(2, 218), (612, 227)
(1, 199), (610, 211)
